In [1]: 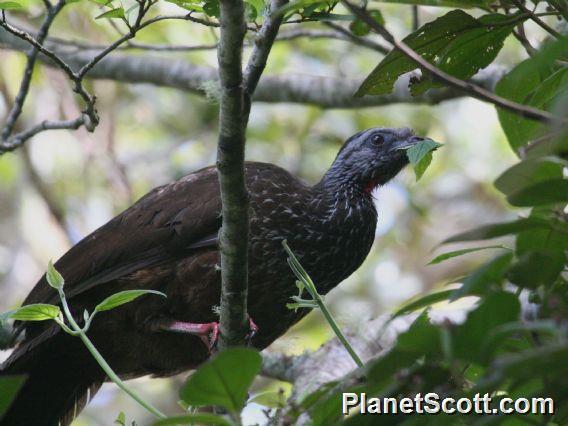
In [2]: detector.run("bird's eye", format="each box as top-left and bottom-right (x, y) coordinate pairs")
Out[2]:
(371, 134), (384, 145)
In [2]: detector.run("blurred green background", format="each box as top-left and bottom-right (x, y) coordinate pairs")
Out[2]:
(0, 1), (538, 424)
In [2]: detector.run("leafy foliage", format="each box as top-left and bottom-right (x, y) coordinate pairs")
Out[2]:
(0, 376), (26, 418)
(356, 10), (524, 97)
(179, 348), (262, 413)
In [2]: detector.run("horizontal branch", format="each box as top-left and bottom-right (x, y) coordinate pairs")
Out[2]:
(0, 26), (506, 109)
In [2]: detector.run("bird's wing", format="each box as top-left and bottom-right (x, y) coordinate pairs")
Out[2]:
(21, 166), (223, 308)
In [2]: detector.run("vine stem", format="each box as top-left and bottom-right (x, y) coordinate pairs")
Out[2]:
(309, 288), (364, 368)
(282, 240), (364, 368)
(57, 290), (166, 419)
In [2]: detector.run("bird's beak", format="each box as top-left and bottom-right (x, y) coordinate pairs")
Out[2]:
(394, 135), (424, 151)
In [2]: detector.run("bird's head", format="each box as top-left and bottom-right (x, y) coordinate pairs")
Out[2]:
(321, 127), (423, 193)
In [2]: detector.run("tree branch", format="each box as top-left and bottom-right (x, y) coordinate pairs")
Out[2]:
(216, 0), (249, 350)
(0, 26), (507, 109)
(343, 1), (566, 125)
(510, 0), (561, 39)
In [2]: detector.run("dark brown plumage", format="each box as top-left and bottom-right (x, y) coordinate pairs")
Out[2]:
(1, 127), (421, 425)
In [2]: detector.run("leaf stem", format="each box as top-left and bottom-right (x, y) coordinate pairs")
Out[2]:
(282, 241), (364, 368)
(57, 289), (166, 419)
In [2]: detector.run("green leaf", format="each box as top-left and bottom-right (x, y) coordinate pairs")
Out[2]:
(349, 10), (384, 37)
(392, 289), (453, 317)
(441, 218), (550, 244)
(356, 10), (521, 97)
(114, 411), (126, 426)
(95, 7), (126, 19)
(371, 0), (490, 7)
(0, 375), (26, 418)
(245, 0), (264, 16)
(512, 215), (568, 288)
(411, 13), (522, 95)
(248, 390), (287, 408)
(164, 0), (204, 12)
(0, 1), (23, 9)
(453, 291), (520, 363)
(46, 260), (64, 290)
(369, 312), (441, 381)
(508, 250), (565, 289)
(406, 138), (442, 181)
(495, 37), (568, 154)
(506, 179), (568, 207)
(153, 413), (232, 426)
(450, 252), (513, 300)
(203, 0), (220, 17)
(277, 0), (322, 18)
(8, 304), (61, 321)
(94, 290), (166, 312)
(494, 157), (567, 196)
(428, 245), (509, 265)
(179, 348), (262, 412)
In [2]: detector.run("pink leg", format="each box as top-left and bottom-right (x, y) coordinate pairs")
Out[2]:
(158, 316), (259, 353)
(167, 321), (219, 353)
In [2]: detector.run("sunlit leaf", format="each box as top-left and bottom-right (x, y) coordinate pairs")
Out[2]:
(0, 2), (22, 9)
(95, 7), (126, 19)
(8, 304), (61, 321)
(46, 260), (64, 290)
(248, 390), (287, 408)
(94, 290), (166, 312)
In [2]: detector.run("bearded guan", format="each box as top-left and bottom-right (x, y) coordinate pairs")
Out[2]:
(0, 127), (422, 425)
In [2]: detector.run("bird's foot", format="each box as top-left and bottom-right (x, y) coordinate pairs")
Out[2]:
(166, 321), (219, 353)
(161, 316), (258, 353)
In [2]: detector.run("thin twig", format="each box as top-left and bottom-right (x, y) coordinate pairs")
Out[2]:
(343, 1), (566, 125)
(0, 2), (194, 154)
(244, 0), (289, 96)
(412, 5), (419, 31)
(322, 21), (389, 54)
(1, 0), (65, 142)
(510, 0), (561, 38)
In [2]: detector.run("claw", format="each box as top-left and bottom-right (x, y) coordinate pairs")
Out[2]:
(245, 316), (259, 345)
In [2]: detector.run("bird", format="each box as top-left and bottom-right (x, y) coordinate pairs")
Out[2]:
(0, 127), (422, 425)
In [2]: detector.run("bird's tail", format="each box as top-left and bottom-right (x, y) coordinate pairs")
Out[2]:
(1, 334), (104, 426)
